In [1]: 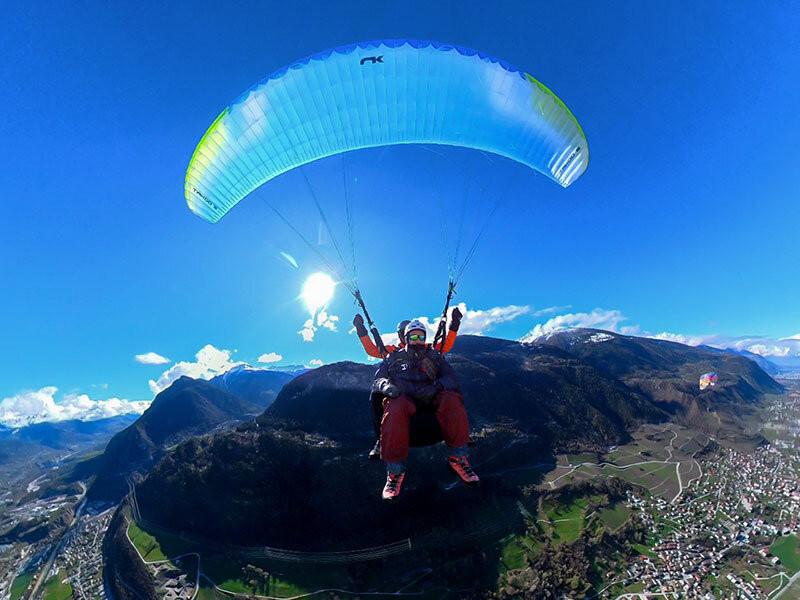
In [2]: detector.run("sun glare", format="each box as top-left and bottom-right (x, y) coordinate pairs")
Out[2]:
(301, 272), (336, 315)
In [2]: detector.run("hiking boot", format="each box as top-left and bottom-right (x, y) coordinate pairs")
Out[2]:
(368, 439), (381, 461)
(448, 455), (480, 486)
(382, 471), (406, 500)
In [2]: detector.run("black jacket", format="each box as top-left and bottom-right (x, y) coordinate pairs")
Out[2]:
(373, 345), (460, 400)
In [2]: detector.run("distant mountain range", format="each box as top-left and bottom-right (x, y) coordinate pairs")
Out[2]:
(0, 414), (138, 468)
(208, 364), (298, 407)
(0, 414), (138, 447)
(129, 330), (780, 550)
(727, 348), (784, 375)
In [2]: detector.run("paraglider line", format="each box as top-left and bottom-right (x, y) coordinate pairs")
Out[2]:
(454, 197), (502, 284)
(453, 164), (515, 285)
(354, 289), (388, 357)
(301, 169), (354, 286)
(341, 153), (358, 281)
(418, 146), (455, 280)
(261, 198), (357, 296)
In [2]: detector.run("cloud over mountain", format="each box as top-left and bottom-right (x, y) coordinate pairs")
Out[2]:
(257, 352), (283, 364)
(149, 344), (244, 395)
(456, 303), (531, 335)
(378, 303), (535, 344)
(520, 308), (630, 342)
(648, 331), (708, 346)
(0, 387), (149, 428)
(518, 306), (800, 367)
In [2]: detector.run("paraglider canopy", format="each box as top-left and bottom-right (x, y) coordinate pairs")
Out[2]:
(185, 39), (588, 224)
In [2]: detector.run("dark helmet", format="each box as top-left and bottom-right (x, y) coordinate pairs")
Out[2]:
(397, 320), (411, 343)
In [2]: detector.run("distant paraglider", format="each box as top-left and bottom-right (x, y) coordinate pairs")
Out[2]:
(699, 372), (718, 390)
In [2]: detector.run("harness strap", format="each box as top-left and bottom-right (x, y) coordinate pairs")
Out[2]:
(354, 289), (388, 357)
(432, 279), (456, 352)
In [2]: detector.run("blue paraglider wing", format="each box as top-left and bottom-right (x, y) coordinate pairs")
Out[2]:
(185, 39), (589, 223)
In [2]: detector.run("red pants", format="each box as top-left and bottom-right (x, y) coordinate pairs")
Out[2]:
(380, 390), (470, 464)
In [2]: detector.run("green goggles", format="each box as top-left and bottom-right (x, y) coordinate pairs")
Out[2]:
(407, 333), (426, 342)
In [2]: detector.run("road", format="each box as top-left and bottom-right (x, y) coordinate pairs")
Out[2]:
(773, 568), (800, 599)
(25, 481), (87, 600)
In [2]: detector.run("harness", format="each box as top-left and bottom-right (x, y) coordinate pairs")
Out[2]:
(386, 348), (440, 389)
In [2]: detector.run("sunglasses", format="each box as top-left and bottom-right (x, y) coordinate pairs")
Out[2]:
(407, 333), (426, 341)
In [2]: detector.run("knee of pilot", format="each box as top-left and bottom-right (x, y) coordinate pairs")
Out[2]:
(438, 390), (463, 406)
(386, 395), (415, 416)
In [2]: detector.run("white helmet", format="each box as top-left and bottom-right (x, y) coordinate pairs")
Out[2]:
(405, 319), (427, 342)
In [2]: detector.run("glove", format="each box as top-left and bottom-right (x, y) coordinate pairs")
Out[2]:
(376, 378), (400, 398)
(353, 314), (369, 337)
(449, 306), (463, 332)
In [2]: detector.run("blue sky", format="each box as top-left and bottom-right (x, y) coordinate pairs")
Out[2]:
(1, 1), (799, 410)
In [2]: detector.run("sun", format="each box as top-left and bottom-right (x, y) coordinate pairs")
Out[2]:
(301, 272), (336, 315)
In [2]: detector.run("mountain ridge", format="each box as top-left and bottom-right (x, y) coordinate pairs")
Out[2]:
(79, 371), (293, 500)
(131, 331), (780, 550)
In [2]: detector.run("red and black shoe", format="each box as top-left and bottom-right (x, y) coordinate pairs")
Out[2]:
(448, 455), (480, 486)
(382, 470), (406, 501)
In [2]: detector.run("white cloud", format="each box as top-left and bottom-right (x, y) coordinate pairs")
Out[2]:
(148, 344), (243, 395)
(702, 335), (800, 361)
(0, 387), (149, 428)
(380, 303), (532, 345)
(744, 344), (791, 357)
(298, 310), (340, 342)
(531, 305), (572, 317)
(520, 308), (628, 342)
(257, 352), (283, 364)
(381, 332), (401, 346)
(134, 351), (170, 365)
(455, 303), (531, 335)
(319, 310), (339, 331)
(648, 331), (707, 346)
(299, 319), (316, 342)
(646, 332), (800, 364)
(305, 359), (324, 368)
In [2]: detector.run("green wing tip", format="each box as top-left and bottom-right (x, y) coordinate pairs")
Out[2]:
(524, 73), (586, 141)
(185, 108), (229, 179)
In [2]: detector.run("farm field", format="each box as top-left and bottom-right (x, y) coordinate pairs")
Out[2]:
(42, 569), (72, 600)
(541, 424), (709, 502)
(771, 534), (800, 574)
